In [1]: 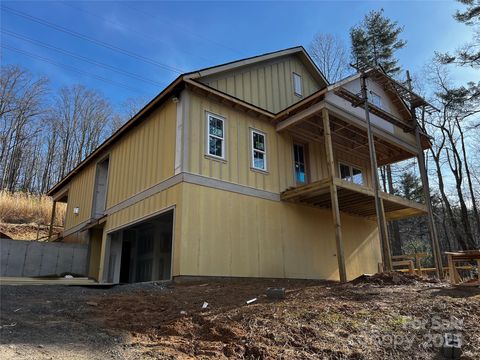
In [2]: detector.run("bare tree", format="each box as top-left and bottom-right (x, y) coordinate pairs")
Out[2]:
(0, 65), (48, 191)
(309, 33), (350, 83)
(50, 85), (112, 180)
(111, 96), (149, 133)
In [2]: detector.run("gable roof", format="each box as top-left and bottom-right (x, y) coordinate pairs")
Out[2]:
(47, 46), (327, 196)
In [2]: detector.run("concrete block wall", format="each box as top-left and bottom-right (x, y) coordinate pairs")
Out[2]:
(0, 238), (88, 277)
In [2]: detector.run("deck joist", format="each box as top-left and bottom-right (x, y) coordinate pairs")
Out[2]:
(281, 178), (427, 220)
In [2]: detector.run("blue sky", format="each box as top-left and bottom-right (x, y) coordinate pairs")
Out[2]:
(1, 1), (477, 111)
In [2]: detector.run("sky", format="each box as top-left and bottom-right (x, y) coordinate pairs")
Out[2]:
(1, 0), (478, 111)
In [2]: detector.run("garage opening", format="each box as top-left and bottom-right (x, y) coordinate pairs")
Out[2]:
(106, 210), (173, 283)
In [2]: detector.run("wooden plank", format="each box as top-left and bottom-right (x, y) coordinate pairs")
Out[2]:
(323, 108), (347, 283)
(276, 101), (326, 132)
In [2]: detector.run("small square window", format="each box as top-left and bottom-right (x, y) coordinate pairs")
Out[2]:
(251, 129), (267, 171)
(293, 73), (303, 97)
(206, 113), (225, 159)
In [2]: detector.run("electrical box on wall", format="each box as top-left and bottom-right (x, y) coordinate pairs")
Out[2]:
(73, 207), (80, 215)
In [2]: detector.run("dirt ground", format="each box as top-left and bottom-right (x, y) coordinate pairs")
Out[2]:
(1, 274), (479, 359)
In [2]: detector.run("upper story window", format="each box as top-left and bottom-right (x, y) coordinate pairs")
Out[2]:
(339, 162), (364, 185)
(206, 113), (225, 159)
(368, 91), (383, 109)
(293, 72), (303, 97)
(251, 129), (267, 171)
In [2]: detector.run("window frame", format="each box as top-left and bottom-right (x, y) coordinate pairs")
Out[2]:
(293, 72), (303, 97)
(293, 141), (309, 185)
(338, 161), (365, 186)
(250, 128), (268, 172)
(368, 90), (383, 109)
(205, 112), (226, 160)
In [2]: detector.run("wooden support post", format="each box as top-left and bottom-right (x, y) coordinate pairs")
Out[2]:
(417, 116), (442, 273)
(322, 108), (347, 283)
(48, 200), (57, 240)
(415, 125), (443, 279)
(360, 74), (392, 272)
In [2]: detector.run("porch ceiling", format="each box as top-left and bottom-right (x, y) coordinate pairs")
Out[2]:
(280, 111), (414, 166)
(281, 178), (427, 221)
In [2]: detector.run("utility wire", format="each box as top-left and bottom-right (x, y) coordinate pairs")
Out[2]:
(118, 2), (245, 57)
(59, 1), (214, 64)
(2, 28), (168, 88)
(2, 43), (148, 94)
(1, 5), (185, 74)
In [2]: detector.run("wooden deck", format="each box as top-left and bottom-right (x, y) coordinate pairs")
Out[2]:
(281, 178), (427, 220)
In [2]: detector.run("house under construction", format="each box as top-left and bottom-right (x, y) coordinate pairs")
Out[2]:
(47, 46), (442, 283)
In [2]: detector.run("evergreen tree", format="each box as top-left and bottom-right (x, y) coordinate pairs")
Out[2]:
(395, 172), (424, 202)
(349, 9), (406, 76)
(438, 0), (479, 68)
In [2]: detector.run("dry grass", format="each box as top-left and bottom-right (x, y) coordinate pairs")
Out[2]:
(0, 190), (65, 226)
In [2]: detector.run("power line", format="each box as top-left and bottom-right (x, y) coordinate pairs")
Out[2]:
(2, 28), (168, 88)
(1, 5), (185, 74)
(118, 2), (245, 57)
(2, 43), (149, 94)
(59, 1), (214, 64)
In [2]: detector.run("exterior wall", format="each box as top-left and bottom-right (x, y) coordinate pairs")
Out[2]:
(179, 182), (381, 281)
(104, 183), (183, 276)
(199, 55), (322, 113)
(64, 163), (96, 230)
(186, 92), (373, 194)
(106, 100), (177, 207)
(326, 78), (417, 148)
(63, 98), (177, 233)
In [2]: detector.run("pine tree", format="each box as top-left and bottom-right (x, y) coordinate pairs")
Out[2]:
(438, 0), (479, 68)
(349, 9), (406, 76)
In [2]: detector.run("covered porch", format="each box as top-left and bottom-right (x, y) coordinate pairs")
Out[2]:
(272, 70), (443, 282)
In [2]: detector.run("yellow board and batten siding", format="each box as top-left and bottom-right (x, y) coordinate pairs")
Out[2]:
(199, 55), (321, 114)
(64, 163), (96, 230)
(179, 182), (381, 280)
(63, 100), (177, 232)
(106, 101), (176, 208)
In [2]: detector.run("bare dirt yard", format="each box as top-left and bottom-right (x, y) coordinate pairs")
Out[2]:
(1, 274), (479, 359)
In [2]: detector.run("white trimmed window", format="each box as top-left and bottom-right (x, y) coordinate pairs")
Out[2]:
(293, 72), (303, 97)
(206, 113), (225, 159)
(251, 129), (267, 171)
(339, 162), (364, 185)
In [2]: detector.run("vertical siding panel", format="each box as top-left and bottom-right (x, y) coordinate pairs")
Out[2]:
(243, 72), (251, 104)
(265, 66), (273, 112)
(251, 69), (259, 106)
(272, 63), (280, 112)
(227, 76), (235, 94)
(198, 54), (323, 113)
(217, 78), (226, 93)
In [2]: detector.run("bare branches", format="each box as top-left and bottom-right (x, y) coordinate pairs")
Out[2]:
(309, 33), (350, 83)
(0, 65), (118, 193)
